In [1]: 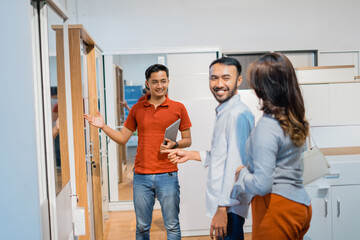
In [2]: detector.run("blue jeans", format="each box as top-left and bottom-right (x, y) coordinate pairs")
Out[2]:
(219, 212), (245, 240)
(133, 171), (181, 240)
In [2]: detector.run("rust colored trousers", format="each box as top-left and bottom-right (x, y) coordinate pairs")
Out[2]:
(251, 193), (312, 240)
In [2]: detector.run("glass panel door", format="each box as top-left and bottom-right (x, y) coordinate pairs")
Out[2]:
(81, 43), (96, 240)
(95, 48), (109, 219)
(47, 2), (66, 196)
(31, 0), (73, 239)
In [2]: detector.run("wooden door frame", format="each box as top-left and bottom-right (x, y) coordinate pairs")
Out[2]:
(53, 28), (71, 188)
(53, 24), (104, 240)
(87, 44), (105, 240)
(115, 66), (127, 183)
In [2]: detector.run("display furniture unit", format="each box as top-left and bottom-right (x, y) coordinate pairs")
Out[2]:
(305, 155), (360, 240)
(52, 24), (104, 240)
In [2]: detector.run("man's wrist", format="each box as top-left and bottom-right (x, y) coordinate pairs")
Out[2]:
(192, 151), (201, 161)
(172, 141), (178, 149)
(218, 206), (227, 211)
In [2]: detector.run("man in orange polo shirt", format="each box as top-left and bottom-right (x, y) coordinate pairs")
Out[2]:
(84, 64), (192, 240)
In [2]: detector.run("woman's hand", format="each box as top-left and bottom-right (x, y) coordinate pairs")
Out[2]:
(235, 165), (245, 181)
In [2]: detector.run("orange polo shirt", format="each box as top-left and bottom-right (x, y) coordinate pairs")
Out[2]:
(137, 93), (150, 102)
(124, 95), (192, 174)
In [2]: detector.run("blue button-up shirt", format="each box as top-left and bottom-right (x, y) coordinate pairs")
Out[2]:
(199, 94), (254, 218)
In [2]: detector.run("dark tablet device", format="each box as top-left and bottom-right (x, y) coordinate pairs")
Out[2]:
(163, 119), (181, 144)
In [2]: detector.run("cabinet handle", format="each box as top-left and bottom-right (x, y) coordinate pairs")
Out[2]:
(337, 198), (341, 217)
(325, 173), (340, 179)
(324, 199), (328, 217)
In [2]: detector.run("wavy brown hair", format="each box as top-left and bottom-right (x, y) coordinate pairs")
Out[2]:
(247, 53), (309, 147)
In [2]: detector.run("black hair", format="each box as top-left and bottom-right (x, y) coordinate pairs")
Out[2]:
(247, 53), (309, 147)
(145, 64), (169, 80)
(51, 86), (57, 96)
(209, 57), (242, 77)
(143, 86), (149, 94)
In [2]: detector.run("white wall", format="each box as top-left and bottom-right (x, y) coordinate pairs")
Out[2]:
(114, 54), (167, 86)
(67, 0), (360, 53)
(0, 1), (42, 239)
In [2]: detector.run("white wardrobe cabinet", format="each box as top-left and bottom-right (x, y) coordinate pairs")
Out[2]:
(304, 186), (332, 240)
(305, 158), (360, 240)
(296, 65), (355, 84)
(167, 52), (217, 101)
(300, 82), (360, 125)
(329, 83), (360, 124)
(301, 84), (330, 125)
(331, 185), (360, 240)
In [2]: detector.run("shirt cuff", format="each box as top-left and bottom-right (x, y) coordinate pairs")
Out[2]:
(199, 151), (208, 167)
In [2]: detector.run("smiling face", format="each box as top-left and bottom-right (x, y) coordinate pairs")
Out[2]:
(209, 63), (242, 104)
(145, 70), (169, 99)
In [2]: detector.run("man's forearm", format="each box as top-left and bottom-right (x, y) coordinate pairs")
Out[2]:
(187, 151), (201, 161)
(102, 124), (126, 145)
(177, 137), (191, 149)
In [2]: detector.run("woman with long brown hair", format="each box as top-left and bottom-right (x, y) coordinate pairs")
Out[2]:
(231, 53), (312, 239)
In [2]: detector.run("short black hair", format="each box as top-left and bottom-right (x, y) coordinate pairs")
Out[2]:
(209, 57), (242, 77)
(145, 64), (169, 80)
(51, 86), (57, 96)
(143, 86), (149, 94)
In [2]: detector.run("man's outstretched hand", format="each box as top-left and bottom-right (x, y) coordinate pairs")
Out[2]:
(164, 149), (196, 164)
(84, 111), (105, 129)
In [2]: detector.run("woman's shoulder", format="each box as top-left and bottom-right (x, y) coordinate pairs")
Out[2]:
(255, 115), (283, 137)
(258, 114), (280, 127)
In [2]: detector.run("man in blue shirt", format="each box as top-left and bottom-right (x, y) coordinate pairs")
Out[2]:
(165, 57), (254, 240)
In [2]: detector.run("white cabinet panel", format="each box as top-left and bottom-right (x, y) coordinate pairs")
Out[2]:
(169, 74), (213, 101)
(239, 90), (263, 124)
(319, 52), (358, 67)
(301, 84), (330, 125)
(306, 184), (360, 240)
(311, 125), (360, 148)
(301, 82), (360, 125)
(284, 52), (315, 68)
(318, 51), (359, 76)
(178, 98), (215, 236)
(326, 159), (360, 185)
(305, 159), (360, 240)
(167, 52), (217, 75)
(329, 83), (360, 124)
(296, 67), (355, 84)
(331, 185), (360, 240)
(304, 187), (332, 240)
(178, 161), (211, 235)
(167, 52), (218, 101)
